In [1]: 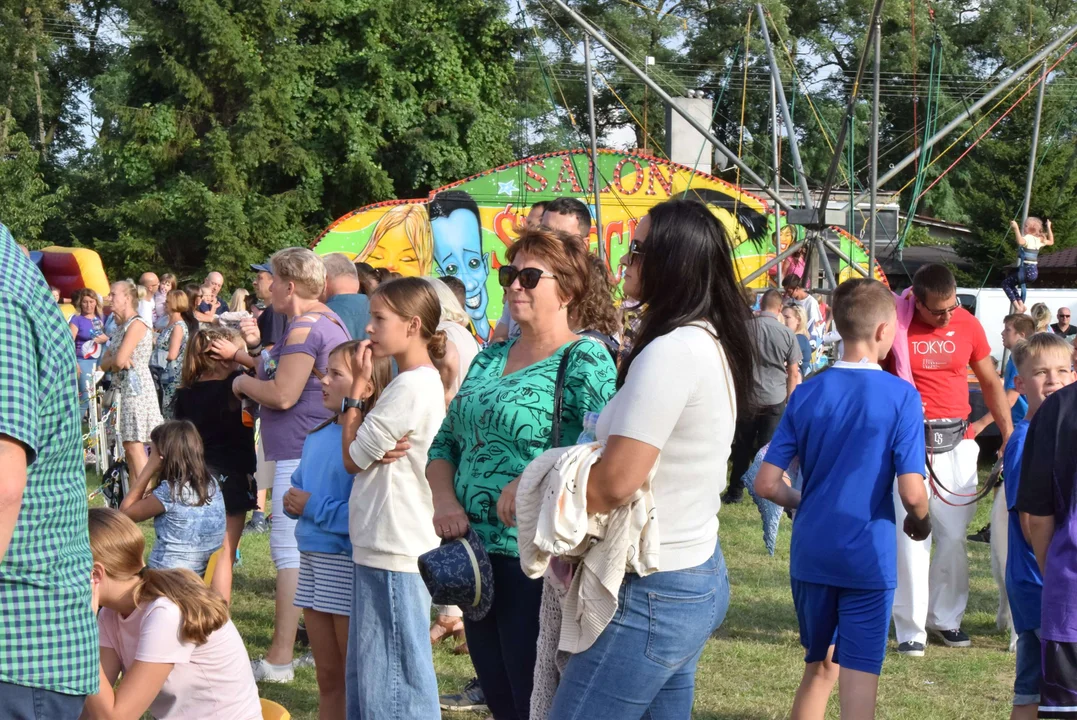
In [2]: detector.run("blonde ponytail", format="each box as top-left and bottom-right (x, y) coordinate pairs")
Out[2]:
(88, 508), (229, 646)
(137, 567), (229, 645)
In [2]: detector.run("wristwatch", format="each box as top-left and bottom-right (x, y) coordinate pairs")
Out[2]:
(341, 397), (366, 414)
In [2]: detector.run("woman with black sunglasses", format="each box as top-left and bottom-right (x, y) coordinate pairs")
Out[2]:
(427, 226), (617, 720)
(543, 198), (756, 719)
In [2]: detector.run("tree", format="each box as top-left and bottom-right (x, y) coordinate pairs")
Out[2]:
(54, 0), (518, 284)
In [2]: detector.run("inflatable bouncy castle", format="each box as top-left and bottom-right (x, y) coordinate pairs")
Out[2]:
(32, 246), (110, 318)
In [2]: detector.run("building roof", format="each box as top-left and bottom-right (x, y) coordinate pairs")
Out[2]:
(1037, 246), (1077, 270)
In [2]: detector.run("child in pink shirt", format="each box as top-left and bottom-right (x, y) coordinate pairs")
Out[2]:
(83, 508), (261, 720)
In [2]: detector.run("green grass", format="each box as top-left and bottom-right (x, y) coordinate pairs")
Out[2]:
(92, 473), (1015, 719)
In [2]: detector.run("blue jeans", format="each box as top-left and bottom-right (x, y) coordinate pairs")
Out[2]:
(345, 563), (439, 720)
(76, 357), (98, 415)
(1013, 628), (1041, 706)
(0, 681), (85, 720)
(549, 539), (729, 720)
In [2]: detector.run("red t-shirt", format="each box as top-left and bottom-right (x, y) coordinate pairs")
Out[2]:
(906, 307), (991, 420)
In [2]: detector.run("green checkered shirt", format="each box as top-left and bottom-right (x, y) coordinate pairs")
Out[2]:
(0, 225), (98, 695)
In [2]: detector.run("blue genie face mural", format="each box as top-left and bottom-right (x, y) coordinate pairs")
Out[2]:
(429, 191), (491, 338)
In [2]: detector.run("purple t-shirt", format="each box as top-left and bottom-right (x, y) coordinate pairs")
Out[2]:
(257, 311), (350, 461)
(70, 314), (103, 345)
(1016, 383), (1077, 642)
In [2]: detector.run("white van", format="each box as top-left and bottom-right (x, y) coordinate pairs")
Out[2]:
(957, 287), (1077, 363)
(959, 287), (1077, 442)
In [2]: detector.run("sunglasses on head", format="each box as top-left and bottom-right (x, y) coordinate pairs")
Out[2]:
(498, 265), (557, 290)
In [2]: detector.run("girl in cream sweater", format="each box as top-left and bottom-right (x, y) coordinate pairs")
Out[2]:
(338, 277), (446, 719)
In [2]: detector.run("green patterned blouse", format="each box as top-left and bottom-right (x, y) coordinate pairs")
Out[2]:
(428, 337), (616, 556)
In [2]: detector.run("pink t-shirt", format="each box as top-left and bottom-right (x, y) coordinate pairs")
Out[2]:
(98, 597), (261, 720)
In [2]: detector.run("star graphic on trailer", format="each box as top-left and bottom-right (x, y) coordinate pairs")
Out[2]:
(497, 179), (518, 196)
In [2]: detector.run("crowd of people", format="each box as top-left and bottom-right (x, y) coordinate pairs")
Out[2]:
(2, 197), (1077, 720)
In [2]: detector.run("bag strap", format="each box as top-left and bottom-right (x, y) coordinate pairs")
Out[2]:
(551, 339), (586, 447)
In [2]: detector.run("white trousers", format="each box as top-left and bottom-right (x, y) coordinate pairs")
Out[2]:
(892, 439), (980, 645)
(270, 458), (301, 570)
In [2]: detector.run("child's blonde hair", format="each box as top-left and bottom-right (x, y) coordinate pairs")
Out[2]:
(1024, 216), (1045, 236)
(1012, 332), (1073, 373)
(137, 284), (149, 301)
(88, 508), (228, 645)
(1031, 302), (1051, 333)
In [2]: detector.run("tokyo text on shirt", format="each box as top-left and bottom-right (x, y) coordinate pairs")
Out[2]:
(906, 307), (991, 420)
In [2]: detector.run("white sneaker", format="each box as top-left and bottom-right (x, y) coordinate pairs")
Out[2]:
(251, 657), (294, 683)
(293, 652), (315, 669)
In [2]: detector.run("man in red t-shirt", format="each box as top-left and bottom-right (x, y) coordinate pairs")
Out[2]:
(891, 264), (1012, 657)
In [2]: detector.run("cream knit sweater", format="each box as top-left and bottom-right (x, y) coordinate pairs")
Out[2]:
(516, 442), (659, 654)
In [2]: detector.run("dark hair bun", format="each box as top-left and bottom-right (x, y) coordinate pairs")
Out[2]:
(428, 329), (448, 361)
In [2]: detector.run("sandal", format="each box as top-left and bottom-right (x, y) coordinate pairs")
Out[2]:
(430, 616), (464, 645)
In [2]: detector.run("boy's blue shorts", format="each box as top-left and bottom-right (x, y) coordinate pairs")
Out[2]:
(791, 579), (895, 676)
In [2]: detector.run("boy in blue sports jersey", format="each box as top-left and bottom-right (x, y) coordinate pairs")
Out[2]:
(1004, 333), (1075, 720)
(757, 278), (932, 719)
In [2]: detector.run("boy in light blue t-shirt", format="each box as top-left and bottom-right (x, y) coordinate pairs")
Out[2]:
(756, 278), (932, 719)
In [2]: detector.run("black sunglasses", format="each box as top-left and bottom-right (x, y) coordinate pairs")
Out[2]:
(623, 239), (647, 266)
(498, 265), (557, 290)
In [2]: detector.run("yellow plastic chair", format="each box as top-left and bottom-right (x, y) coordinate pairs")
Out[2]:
(202, 548), (223, 586)
(260, 698), (291, 720)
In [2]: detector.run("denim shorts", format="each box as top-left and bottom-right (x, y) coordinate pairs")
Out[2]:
(0, 681), (85, 720)
(1014, 629), (1041, 706)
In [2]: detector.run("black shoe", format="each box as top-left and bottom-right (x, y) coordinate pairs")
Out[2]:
(244, 514), (268, 535)
(930, 628), (971, 648)
(439, 678), (487, 712)
(967, 524), (991, 543)
(721, 490), (744, 505)
(897, 641), (925, 657)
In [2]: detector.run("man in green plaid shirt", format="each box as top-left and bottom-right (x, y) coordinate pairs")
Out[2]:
(0, 224), (98, 717)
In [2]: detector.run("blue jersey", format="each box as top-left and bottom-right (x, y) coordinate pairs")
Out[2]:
(1003, 358), (1028, 426)
(766, 363), (925, 589)
(1005, 420), (1042, 634)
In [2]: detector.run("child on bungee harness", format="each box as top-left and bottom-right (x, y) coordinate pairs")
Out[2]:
(1002, 217), (1053, 313)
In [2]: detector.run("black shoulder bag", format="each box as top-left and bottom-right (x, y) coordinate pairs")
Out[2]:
(551, 339), (586, 447)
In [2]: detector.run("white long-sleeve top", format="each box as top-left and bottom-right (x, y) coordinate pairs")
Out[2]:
(348, 366), (444, 572)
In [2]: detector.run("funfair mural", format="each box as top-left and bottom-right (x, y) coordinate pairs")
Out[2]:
(311, 149), (887, 338)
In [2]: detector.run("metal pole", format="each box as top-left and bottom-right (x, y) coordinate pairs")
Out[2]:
(1021, 60), (1049, 227)
(756, 4), (813, 210)
(846, 24), (1077, 209)
(868, 15), (881, 275)
(584, 37), (604, 261)
(815, 234), (839, 288)
(771, 75), (783, 286)
(742, 237), (809, 285)
(817, 0), (886, 214)
(820, 235), (871, 278)
(546, 0), (792, 212)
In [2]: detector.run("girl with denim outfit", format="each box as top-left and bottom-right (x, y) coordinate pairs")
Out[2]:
(119, 420), (225, 576)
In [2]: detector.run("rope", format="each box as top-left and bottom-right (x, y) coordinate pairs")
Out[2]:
(894, 32), (942, 252)
(916, 40), (1077, 202)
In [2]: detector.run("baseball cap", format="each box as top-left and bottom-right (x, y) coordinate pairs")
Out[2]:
(250, 260), (271, 273)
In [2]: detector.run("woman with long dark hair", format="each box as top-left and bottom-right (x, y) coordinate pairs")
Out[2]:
(545, 198), (755, 718)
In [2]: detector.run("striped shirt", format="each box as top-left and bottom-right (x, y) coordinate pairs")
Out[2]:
(0, 225), (98, 695)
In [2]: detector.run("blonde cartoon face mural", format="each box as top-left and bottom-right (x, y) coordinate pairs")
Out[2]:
(359, 203), (433, 277)
(311, 150), (888, 337)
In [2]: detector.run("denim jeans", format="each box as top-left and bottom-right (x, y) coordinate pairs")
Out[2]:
(345, 563), (439, 720)
(0, 681), (85, 720)
(548, 539), (729, 720)
(76, 357), (98, 415)
(461, 553), (544, 720)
